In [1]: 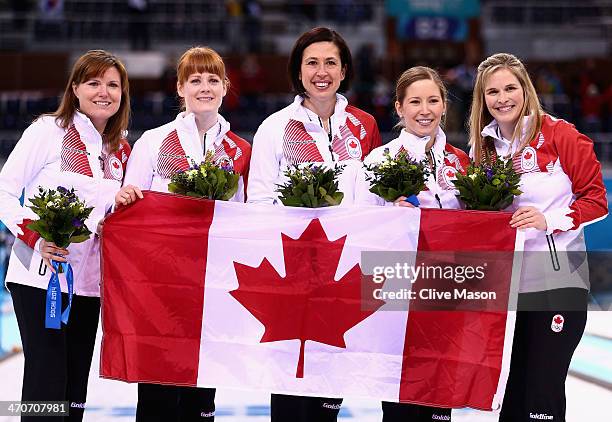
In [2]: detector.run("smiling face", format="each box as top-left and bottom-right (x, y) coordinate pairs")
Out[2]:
(72, 66), (122, 134)
(483, 68), (524, 135)
(395, 78), (446, 139)
(299, 41), (346, 103)
(177, 71), (227, 117)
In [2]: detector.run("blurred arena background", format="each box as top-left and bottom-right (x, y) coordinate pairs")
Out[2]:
(0, 1), (611, 420)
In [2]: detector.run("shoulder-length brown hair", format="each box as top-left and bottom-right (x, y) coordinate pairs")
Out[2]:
(52, 50), (130, 153)
(288, 26), (353, 96)
(468, 53), (543, 164)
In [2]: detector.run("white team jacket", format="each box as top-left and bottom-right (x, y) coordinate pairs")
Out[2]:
(247, 94), (381, 205)
(123, 112), (251, 201)
(480, 115), (608, 292)
(0, 112), (130, 296)
(355, 128), (469, 209)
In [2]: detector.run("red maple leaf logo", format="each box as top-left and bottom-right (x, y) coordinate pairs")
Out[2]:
(446, 169), (455, 178)
(554, 316), (563, 324)
(112, 161), (120, 169)
(524, 151), (532, 160)
(349, 140), (358, 149)
(230, 218), (383, 378)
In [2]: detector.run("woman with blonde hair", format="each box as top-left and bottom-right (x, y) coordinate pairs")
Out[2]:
(468, 53), (607, 421)
(356, 66), (468, 421)
(0, 49), (133, 421)
(119, 46), (251, 422)
(356, 66), (469, 210)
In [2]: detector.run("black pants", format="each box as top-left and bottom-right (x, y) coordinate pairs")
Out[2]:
(271, 394), (342, 422)
(382, 402), (451, 421)
(136, 383), (216, 421)
(8, 282), (100, 422)
(500, 288), (588, 422)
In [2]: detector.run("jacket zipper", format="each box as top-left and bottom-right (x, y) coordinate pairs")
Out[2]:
(428, 149), (442, 209)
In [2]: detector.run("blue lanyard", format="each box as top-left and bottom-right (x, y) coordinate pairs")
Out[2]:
(45, 260), (74, 329)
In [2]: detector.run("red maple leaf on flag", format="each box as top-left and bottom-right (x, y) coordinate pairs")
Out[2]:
(230, 218), (383, 378)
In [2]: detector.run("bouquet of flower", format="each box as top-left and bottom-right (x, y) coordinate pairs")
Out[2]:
(365, 149), (431, 203)
(26, 186), (93, 329)
(453, 158), (522, 210)
(276, 163), (345, 208)
(168, 151), (240, 200)
(27, 186), (94, 249)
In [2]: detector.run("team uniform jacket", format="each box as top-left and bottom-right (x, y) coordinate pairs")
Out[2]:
(481, 114), (608, 292)
(0, 112), (131, 297)
(247, 94), (382, 205)
(123, 112), (251, 201)
(355, 128), (469, 209)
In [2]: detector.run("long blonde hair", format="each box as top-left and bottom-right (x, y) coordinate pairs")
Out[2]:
(468, 53), (543, 164)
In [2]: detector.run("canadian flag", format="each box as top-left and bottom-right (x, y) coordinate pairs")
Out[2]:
(101, 191), (523, 410)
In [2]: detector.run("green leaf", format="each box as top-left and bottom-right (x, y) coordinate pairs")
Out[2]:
(280, 196), (305, 207)
(301, 192), (314, 207)
(69, 233), (92, 244)
(307, 184), (315, 197)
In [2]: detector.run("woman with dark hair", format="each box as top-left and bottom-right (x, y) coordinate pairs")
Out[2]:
(119, 46), (251, 422)
(0, 49), (133, 422)
(247, 27), (381, 422)
(247, 26), (381, 207)
(469, 53), (607, 422)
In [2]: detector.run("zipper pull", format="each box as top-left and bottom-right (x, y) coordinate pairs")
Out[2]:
(435, 193), (442, 209)
(429, 149), (437, 181)
(546, 234), (561, 271)
(328, 132), (335, 162)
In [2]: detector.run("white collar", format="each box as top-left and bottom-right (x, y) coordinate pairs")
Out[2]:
(481, 115), (532, 144)
(175, 112), (230, 146)
(291, 93), (349, 127)
(72, 111), (103, 143)
(397, 126), (447, 161)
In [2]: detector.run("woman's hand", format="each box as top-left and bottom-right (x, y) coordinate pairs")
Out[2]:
(38, 239), (69, 273)
(114, 185), (143, 207)
(510, 206), (547, 231)
(96, 217), (105, 236)
(393, 196), (416, 208)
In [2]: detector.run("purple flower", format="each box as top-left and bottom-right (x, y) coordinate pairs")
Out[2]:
(72, 218), (84, 228)
(485, 167), (494, 181)
(57, 186), (68, 194)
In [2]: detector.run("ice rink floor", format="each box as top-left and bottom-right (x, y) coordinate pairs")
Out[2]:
(0, 311), (610, 422)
